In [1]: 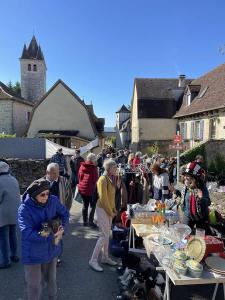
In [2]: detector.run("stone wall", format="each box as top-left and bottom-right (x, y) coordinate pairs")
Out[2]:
(204, 140), (225, 167)
(0, 101), (13, 134)
(13, 102), (33, 137)
(6, 158), (49, 193)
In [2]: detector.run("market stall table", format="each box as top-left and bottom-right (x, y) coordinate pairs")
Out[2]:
(144, 238), (225, 300)
(128, 219), (161, 254)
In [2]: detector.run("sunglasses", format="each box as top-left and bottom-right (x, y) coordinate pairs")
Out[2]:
(39, 192), (49, 197)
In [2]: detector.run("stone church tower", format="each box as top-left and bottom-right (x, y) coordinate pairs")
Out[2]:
(20, 36), (46, 102)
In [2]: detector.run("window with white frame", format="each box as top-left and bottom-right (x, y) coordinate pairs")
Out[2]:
(187, 93), (191, 106)
(194, 121), (200, 139)
(210, 118), (216, 139)
(179, 122), (187, 140)
(193, 120), (204, 140)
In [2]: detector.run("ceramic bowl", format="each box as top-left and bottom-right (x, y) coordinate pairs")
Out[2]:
(174, 261), (187, 275)
(173, 250), (187, 261)
(186, 259), (203, 278)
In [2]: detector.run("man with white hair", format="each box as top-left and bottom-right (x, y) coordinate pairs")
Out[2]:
(44, 163), (72, 265)
(45, 163), (72, 210)
(0, 160), (21, 269)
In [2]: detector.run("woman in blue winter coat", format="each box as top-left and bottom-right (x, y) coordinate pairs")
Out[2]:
(18, 179), (69, 300)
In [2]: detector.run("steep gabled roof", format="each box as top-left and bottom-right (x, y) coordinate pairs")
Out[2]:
(116, 104), (130, 113)
(0, 81), (34, 106)
(20, 35), (45, 62)
(135, 78), (193, 100)
(26, 79), (104, 135)
(175, 63), (225, 118)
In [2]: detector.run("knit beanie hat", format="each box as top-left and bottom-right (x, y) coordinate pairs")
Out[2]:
(26, 179), (49, 199)
(0, 161), (9, 173)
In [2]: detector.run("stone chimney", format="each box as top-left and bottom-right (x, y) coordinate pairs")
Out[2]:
(178, 75), (186, 88)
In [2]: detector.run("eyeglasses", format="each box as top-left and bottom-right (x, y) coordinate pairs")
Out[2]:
(39, 192), (49, 197)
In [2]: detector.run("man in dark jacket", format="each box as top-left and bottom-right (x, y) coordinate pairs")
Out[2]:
(18, 179), (69, 300)
(50, 148), (68, 177)
(70, 149), (84, 191)
(97, 149), (107, 175)
(116, 150), (128, 165)
(0, 161), (21, 269)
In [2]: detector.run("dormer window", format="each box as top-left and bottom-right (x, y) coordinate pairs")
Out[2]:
(33, 64), (37, 71)
(187, 93), (191, 106)
(28, 64), (31, 71)
(186, 85), (201, 106)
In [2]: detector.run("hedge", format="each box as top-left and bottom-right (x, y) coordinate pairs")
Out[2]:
(0, 134), (16, 138)
(180, 143), (205, 165)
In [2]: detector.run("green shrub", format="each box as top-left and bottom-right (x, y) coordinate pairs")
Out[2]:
(181, 143), (205, 165)
(144, 143), (159, 156)
(208, 154), (225, 178)
(105, 136), (116, 147)
(0, 134), (16, 138)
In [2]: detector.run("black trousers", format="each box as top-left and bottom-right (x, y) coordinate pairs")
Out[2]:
(81, 194), (96, 224)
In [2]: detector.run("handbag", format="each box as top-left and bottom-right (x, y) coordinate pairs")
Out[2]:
(73, 186), (83, 203)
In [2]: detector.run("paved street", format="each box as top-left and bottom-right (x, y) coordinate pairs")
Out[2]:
(0, 202), (118, 300)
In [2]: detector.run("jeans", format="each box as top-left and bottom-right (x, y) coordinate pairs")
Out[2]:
(0, 224), (18, 265)
(81, 194), (96, 224)
(24, 257), (57, 300)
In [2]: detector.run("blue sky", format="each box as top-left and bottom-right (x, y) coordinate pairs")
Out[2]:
(1, 0), (225, 126)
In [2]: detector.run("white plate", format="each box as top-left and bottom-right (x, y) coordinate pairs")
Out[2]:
(205, 256), (225, 273)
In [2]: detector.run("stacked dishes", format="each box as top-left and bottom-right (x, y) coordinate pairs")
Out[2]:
(205, 256), (225, 275)
(172, 250), (204, 278)
(173, 250), (188, 275)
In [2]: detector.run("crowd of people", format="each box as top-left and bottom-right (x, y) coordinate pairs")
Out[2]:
(0, 145), (212, 300)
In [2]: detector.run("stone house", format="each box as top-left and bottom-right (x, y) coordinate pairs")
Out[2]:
(0, 35), (45, 137)
(0, 81), (33, 136)
(0, 35), (104, 150)
(174, 63), (225, 148)
(27, 79), (104, 148)
(131, 76), (192, 153)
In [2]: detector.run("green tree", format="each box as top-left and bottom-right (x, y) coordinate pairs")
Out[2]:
(7, 81), (21, 97)
(12, 81), (21, 97)
(7, 81), (13, 90)
(144, 143), (159, 156)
